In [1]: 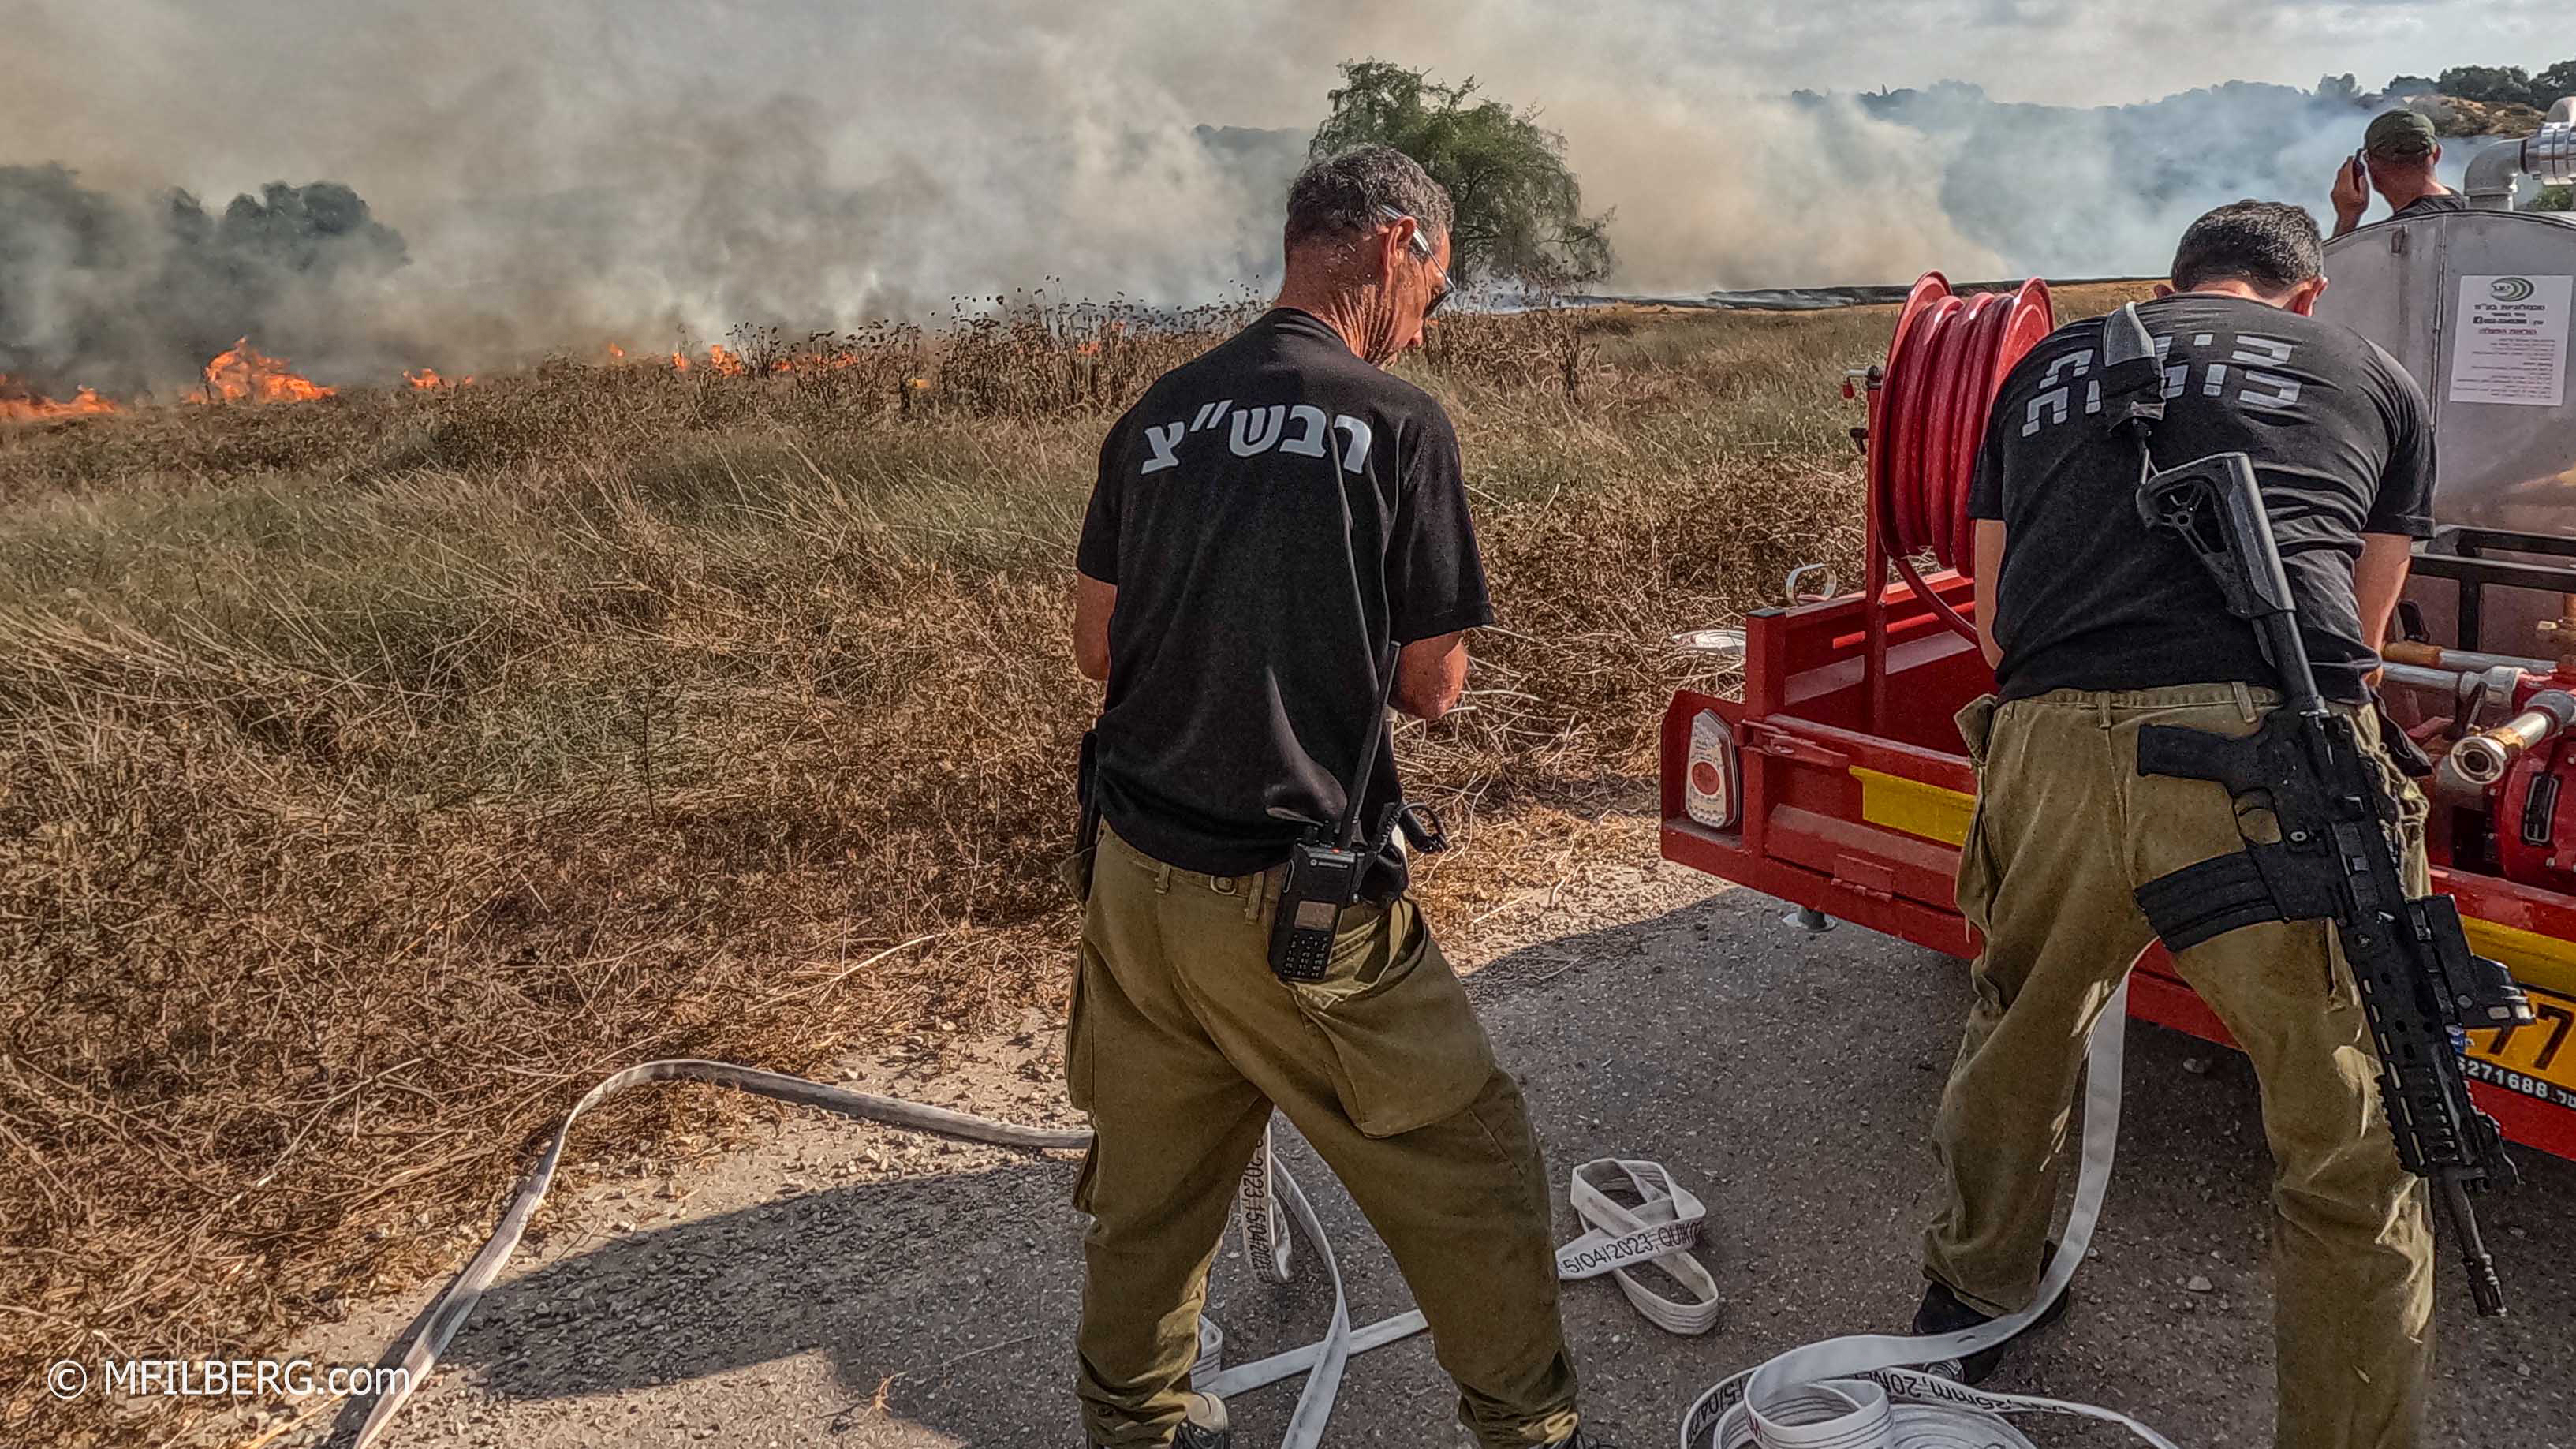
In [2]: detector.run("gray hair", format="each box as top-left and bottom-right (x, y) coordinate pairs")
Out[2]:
(1284, 145), (1454, 253)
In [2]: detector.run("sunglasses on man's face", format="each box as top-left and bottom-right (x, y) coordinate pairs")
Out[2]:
(1377, 207), (1452, 317)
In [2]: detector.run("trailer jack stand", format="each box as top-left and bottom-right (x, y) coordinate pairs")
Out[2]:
(1783, 905), (1835, 932)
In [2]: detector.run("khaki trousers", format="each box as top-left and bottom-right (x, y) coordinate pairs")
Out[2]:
(1925, 684), (2435, 1449)
(1068, 822), (1579, 1448)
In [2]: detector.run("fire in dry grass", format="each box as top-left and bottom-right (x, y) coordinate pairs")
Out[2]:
(663, 342), (816, 376)
(193, 338), (335, 404)
(0, 375), (119, 423)
(404, 368), (474, 390)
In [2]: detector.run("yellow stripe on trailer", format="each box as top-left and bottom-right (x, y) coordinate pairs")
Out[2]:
(1847, 764), (2576, 1001)
(1852, 767), (1973, 848)
(2459, 917), (2576, 1003)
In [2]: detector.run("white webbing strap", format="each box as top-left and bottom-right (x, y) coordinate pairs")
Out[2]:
(351, 1060), (1718, 1449)
(1236, 1122), (1296, 1284)
(1557, 1159), (1722, 1336)
(1677, 977), (2179, 1449)
(1196, 1146), (1723, 1397)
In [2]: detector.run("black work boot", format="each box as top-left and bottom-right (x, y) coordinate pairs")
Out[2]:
(1088, 1391), (1230, 1448)
(1912, 1245), (2074, 1385)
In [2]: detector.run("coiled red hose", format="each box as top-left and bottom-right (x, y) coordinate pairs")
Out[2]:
(1868, 274), (2056, 641)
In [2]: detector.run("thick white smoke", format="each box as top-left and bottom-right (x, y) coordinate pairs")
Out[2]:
(3, 0), (2560, 388)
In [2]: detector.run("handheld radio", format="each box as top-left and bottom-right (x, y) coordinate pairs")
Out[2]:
(1267, 642), (1413, 983)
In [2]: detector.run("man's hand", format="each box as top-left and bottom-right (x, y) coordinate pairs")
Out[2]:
(1394, 631), (1469, 723)
(1973, 519), (2006, 670)
(1072, 573), (1115, 682)
(2330, 153), (2370, 238)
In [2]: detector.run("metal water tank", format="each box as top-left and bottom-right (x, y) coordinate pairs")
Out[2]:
(2318, 207), (2576, 536)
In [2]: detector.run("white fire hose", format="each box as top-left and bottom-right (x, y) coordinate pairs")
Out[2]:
(1678, 977), (2177, 1449)
(351, 981), (2176, 1448)
(348, 1060), (1719, 1449)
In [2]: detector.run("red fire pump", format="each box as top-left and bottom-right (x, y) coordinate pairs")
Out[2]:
(2496, 716), (2576, 888)
(1659, 274), (2576, 1161)
(2384, 625), (2576, 895)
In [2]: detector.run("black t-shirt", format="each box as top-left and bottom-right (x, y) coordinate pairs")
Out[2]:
(1969, 293), (2436, 703)
(1076, 308), (1492, 891)
(2391, 192), (2471, 221)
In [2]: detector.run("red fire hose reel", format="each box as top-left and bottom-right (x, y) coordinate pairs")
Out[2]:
(1859, 274), (2057, 642)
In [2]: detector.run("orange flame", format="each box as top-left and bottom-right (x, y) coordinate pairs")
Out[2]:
(405, 368), (473, 389)
(707, 343), (749, 378)
(669, 350), (691, 372)
(193, 339), (334, 404)
(605, 344), (627, 360)
(0, 375), (119, 423)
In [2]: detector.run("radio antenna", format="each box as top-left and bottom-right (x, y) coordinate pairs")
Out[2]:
(1335, 641), (1403, 851)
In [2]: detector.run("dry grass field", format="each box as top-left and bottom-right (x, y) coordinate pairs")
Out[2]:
(0, 282), (2152, 1444)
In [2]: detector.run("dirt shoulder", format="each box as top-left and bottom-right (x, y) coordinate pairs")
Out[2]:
(215, 842), (2575, 1448)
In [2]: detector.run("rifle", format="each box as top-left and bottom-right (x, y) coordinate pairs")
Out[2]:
(2127, 446), (2533, 1316)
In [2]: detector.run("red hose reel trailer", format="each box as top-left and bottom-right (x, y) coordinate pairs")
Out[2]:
(1851, 274), (2056, 726)
(1663, 270), (2576, 1162)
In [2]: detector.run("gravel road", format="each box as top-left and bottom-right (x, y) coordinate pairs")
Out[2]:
(282, 856), (2573, 1449)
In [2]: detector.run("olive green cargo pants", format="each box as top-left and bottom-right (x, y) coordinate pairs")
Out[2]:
(1925, 684), (2435, 1449)
(1066, 822), (1580, 1448)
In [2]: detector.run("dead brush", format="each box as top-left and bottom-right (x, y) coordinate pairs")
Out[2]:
(1422, 304), (1600, 405)
(0, 284), (2159, 1446)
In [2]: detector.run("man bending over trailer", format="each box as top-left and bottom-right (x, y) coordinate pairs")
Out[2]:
(1918, 200), (2439, 1448)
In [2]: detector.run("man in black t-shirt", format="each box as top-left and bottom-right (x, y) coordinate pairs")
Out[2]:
(1969, 247), (2436, 704)
(1921, 202), (2441, 1448)
(1075, 250), (1490, 906)
(2330, 108), (2469, 238)
(1062, 146), (1592, 1449)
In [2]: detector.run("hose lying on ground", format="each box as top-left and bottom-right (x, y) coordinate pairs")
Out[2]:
(346, 1059), (1719, 1449)
(351, 979), (2178, 1447)
(1678, 977), (2178, 1449)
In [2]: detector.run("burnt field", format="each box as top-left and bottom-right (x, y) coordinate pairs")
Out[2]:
(0, 285), (2150, 1443)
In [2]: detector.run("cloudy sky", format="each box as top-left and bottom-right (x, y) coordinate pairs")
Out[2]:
(1607, 0), (2563, 106)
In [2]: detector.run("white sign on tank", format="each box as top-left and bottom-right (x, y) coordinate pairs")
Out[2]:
(2447, 273), (2572, 408)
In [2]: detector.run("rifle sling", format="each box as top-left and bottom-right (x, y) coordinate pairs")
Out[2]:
(2130, 715), (2358, 953)
(2134, 848), (2297, 953)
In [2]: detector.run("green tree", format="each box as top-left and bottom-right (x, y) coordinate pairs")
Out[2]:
(1309, 59), (1614, 287)
(2437, 65), (2536, 107)
(2538, 185), (2574, 213)
(2536, 61), (2576, 106)
(2316, 73), (2361, 105)
(2384, 74), (2440, 97)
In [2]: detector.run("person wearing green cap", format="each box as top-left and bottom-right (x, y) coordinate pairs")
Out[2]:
(2330, 108), (2466, 237)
